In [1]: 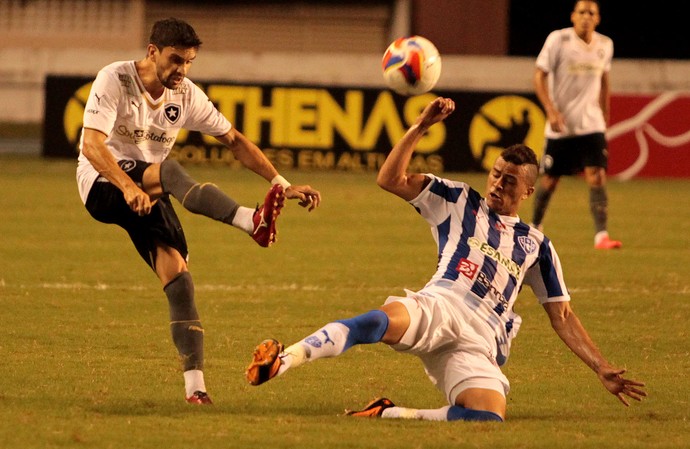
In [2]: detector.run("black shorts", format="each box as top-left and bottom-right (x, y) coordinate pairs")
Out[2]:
(84, 160), (188, 269)
(540, 133), (608, 176)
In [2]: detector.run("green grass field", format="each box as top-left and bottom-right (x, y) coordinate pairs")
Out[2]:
(1, 155), (688, 448)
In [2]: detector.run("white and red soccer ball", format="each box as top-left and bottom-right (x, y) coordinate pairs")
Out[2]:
(382, 35), (442, 96)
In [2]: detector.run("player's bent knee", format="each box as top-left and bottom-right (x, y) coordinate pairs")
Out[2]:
(160, 159), (196, 199)
(454, 386), (506, 420)
(142, 162), (163, 198)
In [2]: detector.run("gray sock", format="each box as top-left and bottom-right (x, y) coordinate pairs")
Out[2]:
(532, 185), (553, 227)
(589, 186), (608, 233)
(160, 159), (240, 225)
(164, 272), (204, 371)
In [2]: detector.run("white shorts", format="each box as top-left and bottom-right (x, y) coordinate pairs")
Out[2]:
(384, 288), (510, 404)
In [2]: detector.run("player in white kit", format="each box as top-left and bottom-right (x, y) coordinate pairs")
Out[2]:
(245, 98), (645, 421)
(77, 18), (321, 404)
(531, 0), (622, 249)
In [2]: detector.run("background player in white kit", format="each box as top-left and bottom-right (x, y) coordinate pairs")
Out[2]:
(531, 0), (622, 249)
(77, 18), (321, 404)
(245, 98), (645, 421)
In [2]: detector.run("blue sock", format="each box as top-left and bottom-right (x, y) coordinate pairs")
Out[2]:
(336, 310), (389, 351)
(447, 406), (504, 422)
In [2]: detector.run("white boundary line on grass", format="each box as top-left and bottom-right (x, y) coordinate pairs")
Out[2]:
(33, 282), (330, 292)
(1, 280), (688, 295)
(8, 281), (690, 295)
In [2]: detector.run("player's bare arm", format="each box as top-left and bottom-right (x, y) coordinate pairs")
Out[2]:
(600, 71), (611, 125)
(377, 97), (454, 201)
(81, 128), (152, 216)
(534, 69), (565, 133)
(543, 301), (647, 405)
(216, 128), (321, 211)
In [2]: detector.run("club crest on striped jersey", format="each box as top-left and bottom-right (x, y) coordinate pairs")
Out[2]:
(518, 236), (537, 254)
(164, 103), (181, 124)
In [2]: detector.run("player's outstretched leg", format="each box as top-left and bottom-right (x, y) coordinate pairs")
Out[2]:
(160, 160), (241, 223)
(345, 398), (503, 422)
(251, 184), (285, 247)
(245, 310), (389, 385)
(159, 160), (285, 246)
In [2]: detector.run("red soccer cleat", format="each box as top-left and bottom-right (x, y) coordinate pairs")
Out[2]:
(595, 236), (622, 250)
(252, 184), (285, 247)
(186, 391), (213, 405)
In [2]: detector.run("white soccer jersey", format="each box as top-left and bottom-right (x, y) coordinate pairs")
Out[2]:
(536, 27), (613, 139)
(76, 60), (232, 204)
(410, 175), (570, 364)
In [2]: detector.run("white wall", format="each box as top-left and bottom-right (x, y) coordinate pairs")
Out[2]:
(3, 47), (690, 123)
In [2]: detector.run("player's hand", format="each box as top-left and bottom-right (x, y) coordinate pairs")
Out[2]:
(123, 185), (152, 216)
(416, 97), (455, 130)
(547, 109), (567, 133)
(597, 367), (647, 406)
(285, 185), (321, 211)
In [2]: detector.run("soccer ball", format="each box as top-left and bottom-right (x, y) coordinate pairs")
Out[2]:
(381, 36), (442, 96)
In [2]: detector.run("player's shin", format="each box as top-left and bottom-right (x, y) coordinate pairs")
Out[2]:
(280, 310), (389, 374)
(383, 405), (503, 422)
(160, 159), (240, 224)
(589, 185), (609, 233)
(170, 320), (204, 371)
(164, 272), (206, 394)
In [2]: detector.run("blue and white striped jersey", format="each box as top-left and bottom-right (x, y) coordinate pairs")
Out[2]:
(410, 175), (570, 365)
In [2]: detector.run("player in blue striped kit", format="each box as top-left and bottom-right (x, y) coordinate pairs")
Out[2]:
(246, 97), (645, 421)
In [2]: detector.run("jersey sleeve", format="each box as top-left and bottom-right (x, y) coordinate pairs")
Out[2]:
(535, 30), (560, 73)
(408, 175), (470, 226)
(603, 35), (614, 72)
(183, 83), (232, 137)
(523, 237), (570, 304)
(82, 69), (121, 136)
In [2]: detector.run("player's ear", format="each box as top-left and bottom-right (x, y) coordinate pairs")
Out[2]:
(146, 44), (159, 60)
(523, 186), (535, 199)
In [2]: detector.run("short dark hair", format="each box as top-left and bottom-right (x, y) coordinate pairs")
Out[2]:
(149, 18), (202, 49)
(573, 0), (600, 11)
(501, 144), (538, 168)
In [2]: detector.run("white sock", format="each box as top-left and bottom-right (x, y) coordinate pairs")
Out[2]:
(277, 342), (308, 375)
(301, 322), (350, 360)
(183, 369), (206, 397)
(594, 230), (609, 245)
(277, 323), (350, 376)
(231, 206), (255, 234)
(413, 406), (452, 421)
(382, 406), (450, 420)
(381, 406), (420, 419)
